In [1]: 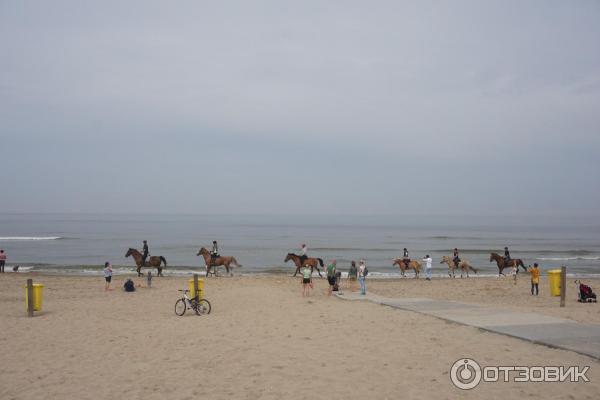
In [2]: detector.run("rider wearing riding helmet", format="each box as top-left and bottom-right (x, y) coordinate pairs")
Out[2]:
(453, 248), (461, 267)
(504, 247), (511, 263)
(402, 248), (410, 268)
(141, 240), (149, 267)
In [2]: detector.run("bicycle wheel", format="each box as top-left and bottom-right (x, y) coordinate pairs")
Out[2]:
(194, 299), (211, 315)
(174, 298), (187, 316)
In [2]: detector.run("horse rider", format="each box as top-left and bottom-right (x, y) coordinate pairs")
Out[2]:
(504, 246), (511, 264)
(299, 243), (308, 266)
(141, 240), (149, 267)
(402, 248), (410, 269)
(211, 240), (219, 266)
(453, 248), (461, 268)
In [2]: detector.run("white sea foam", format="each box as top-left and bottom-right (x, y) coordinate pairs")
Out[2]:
(0, 236), (63, 241)
(537, 257), (600, 261)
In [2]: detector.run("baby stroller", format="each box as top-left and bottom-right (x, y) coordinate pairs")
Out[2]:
(575, 280), (597, 303)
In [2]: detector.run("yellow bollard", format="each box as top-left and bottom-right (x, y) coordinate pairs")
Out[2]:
(547, 269), (562, 297)
(25, 282), (44, 312)
(188, 277), (204, 299)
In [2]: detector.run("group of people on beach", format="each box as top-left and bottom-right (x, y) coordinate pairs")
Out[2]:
(297, 244), (542, 297)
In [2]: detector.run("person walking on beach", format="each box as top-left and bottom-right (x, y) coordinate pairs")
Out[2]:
(301, 264), (312, 297)
(0, 250), (6, 273)
(358, 260), (367, 295)
(326, 260), (337, 296)
(103, 262), (113, 291)
(299, 243), (308, 265)
(423, 254), (433, 281)
(141, 240), (149, 267)
(528, 263), (540, 295)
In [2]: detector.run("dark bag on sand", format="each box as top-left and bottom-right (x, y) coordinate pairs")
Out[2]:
(124, 280), (136, 292)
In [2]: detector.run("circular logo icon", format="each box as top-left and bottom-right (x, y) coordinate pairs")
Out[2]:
(450, 358), (482, 390)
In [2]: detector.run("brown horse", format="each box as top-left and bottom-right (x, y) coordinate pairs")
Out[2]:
(197, 247), (242, 277)
(393, 258), (422, 278)
(125, 248), (167, 277)
(489, 252), (527, 276)
(284, 253), (323, 277)
(440, 255), (478, 278)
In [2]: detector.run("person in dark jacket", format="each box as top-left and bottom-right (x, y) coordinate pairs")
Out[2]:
(141, 240), (149, 267)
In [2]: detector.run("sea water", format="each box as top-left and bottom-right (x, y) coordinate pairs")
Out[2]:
(1, 213), (599, 277)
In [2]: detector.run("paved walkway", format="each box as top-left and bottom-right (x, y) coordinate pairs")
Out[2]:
(336, 291), (600, 360)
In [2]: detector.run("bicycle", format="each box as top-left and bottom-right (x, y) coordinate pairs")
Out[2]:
(174, 289), (212, 316)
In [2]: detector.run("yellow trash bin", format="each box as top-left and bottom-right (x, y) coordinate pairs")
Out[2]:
(547, 269), (562, 297)
(24, 283), (44, 311)
(188, 277), (204, 299)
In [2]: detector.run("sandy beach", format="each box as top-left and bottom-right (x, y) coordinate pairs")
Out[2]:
(1, 273), (599, 400)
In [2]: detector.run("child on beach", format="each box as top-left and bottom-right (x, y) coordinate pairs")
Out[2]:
(103, 262), (113, 291)
(358, 260), (367, 295)
(528, 263), (540, 295)
(511, 264), (518, 285)
(348, 261), (357, 290)
(301, 264), (312, 297)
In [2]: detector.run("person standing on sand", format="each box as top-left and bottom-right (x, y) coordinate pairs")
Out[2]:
(326, 260), (337, 296)
(0, 250), (6, 273)
(103, 262), (113, 291)
(528, 263), (540, 295)
(358, 260), (367, 295)
(301, 264), (312, 297)
(141, 240), (149, 267)
(348, 261), (357, 289)
(423, 255), (432, 281)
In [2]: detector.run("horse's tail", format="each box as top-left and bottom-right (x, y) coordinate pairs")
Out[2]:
(317, 258), (324, 267)
(160, 256), (167, 267)
(232, 257), (242, 267)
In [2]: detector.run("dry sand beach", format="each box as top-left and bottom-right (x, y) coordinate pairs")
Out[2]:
(1, 273), (599, 400)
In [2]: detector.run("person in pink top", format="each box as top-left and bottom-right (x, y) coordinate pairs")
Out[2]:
(0, 250), (6, 273)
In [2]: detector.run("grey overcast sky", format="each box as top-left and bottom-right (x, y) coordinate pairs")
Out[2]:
(1, 1), (599, 216)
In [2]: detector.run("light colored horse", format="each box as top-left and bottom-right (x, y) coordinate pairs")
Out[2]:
(440, 255), (478, 278)
(197, 247), (242, 277)
(393, 259), (422, 278)
(125, 248), (167, 277)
